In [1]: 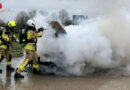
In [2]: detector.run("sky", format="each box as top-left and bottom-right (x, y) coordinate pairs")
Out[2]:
(1, 0), (130, 21)
(0, 0), (87, 21)
(1, 0), (130, 12)
(1, 0), (87, 10)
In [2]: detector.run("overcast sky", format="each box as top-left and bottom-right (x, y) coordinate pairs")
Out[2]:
(1, 0), (130, 21)
(1, 0), (87, 10)
(1, 0), (130, 10)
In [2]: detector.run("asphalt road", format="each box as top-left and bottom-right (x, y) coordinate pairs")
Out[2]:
(0, 58), (130, 90)
(0, 69), (130, 90)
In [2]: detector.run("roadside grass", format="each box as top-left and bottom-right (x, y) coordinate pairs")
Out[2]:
(11, 42), (23, 57)
(10, 33), (23, 57)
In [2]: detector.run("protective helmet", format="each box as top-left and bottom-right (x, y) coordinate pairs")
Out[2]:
(27, 19), (35, 27)
(8, 20), (16, 27)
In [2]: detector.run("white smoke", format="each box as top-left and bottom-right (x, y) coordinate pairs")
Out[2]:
(34, 7), (130, 76)
(61, 22), (112, 75)
(35, 14), (113, 75)
(96, 10), (130, 70)
(11, 0), (130, 76)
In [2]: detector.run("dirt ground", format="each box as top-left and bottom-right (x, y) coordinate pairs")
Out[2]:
(0, 59), (130, 90)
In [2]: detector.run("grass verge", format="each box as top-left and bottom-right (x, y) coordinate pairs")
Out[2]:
(11, 42), (23, 57)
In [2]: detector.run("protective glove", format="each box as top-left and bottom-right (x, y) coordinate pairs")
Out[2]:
(16, 39), (19, 43)
(38, 27), (44, 32)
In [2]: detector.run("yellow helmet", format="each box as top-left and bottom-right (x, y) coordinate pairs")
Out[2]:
(8, 20), (16, 27)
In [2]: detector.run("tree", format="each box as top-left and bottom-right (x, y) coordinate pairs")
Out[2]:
(28, 10), (37, 19)
(0, 18), (6, 27)
(15, 11), (29, 33)
(51, 12), (58, 21)
(59, 9), (72, 26)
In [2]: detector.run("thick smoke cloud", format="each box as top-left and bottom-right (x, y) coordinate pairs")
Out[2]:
(35, 1), (130, 76)
(37, 19), (112, 75)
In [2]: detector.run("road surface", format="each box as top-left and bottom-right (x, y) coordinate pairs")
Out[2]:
(0, 58), (130, 90)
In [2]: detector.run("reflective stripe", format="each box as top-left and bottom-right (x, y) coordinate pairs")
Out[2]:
(13, 34), (16, 38)
(6, 61), (11, 65)
(18, 59), (29, 71)
(22, 39), (25, 42)
(18, 65), (24, 71)
(24, 44), (35, 50)
(2, 34), (9, 41)
(27, 31), (33, 39)
(33, 65), (39, 69)
(23, 59), (29, 67)
(0, 40), (2, 44)
(0, 45), (7, 49)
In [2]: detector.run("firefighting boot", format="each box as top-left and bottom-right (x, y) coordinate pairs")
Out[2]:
(14, 72), (24, 78)
(7, 66), (15, 71)
(33, 68), (42, 74)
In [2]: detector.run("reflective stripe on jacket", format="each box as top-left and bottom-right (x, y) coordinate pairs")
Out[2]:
(24, 30), (43, 51)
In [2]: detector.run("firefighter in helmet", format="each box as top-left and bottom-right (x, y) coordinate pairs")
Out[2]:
(14, 19), (43, 78)
(0, 20), (19, 72)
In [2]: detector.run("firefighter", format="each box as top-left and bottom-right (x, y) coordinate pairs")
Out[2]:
(14, 19), (43, 78)
(0, 20), (19, 72)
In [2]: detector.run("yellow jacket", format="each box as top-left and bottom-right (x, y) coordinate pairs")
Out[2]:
(0, 30), (18, 49)
(24, 30), (43, 51)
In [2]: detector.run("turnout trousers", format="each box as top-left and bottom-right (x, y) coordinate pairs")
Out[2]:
(16, 49), (40, 74)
